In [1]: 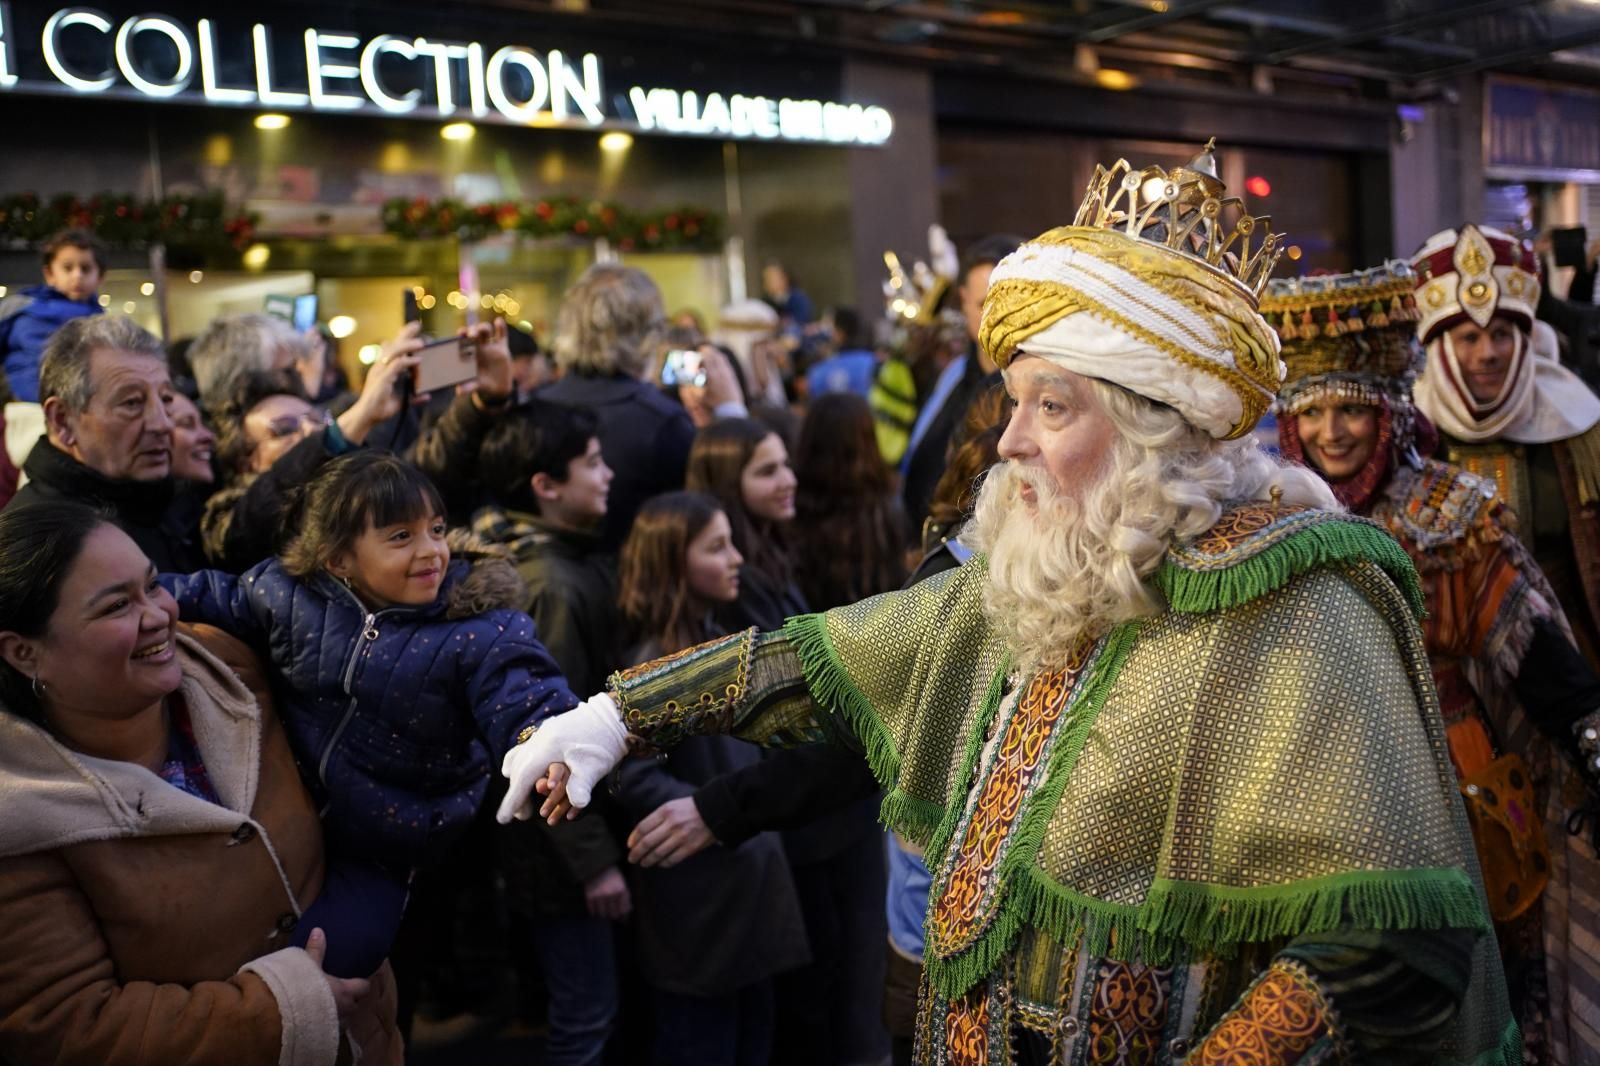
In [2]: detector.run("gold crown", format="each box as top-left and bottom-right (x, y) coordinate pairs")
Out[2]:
(1073, 139), (1285, 300)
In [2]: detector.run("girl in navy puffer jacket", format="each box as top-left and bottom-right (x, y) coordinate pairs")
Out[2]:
(164, 451), (579, 977)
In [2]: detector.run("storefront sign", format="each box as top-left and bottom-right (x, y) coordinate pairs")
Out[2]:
(1486, 77), (1600, 177)
(0, 4), (894, 145)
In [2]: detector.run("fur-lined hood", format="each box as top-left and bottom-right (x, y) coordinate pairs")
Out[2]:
(443, 528), (528, 619)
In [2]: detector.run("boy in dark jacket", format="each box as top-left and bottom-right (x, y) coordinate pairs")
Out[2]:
(1, 229), (105, 402)
(475, 400), (628, 1066)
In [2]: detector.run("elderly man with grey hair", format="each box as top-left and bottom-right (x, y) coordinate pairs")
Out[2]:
(8, 315), (202, 571)
(187, 312), (317, 404)
(542, 262), (742, 546)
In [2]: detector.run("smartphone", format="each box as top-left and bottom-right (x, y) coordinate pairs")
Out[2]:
(403, 289), (420, 324)
(264, 293), (318, 331)
(412, 335), (478, 394)
(660, 348), (707, 388)
(1553, 227), (1589, 270)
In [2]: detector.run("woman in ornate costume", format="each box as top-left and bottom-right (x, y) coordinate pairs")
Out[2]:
(1269, 262), (1600, 1064)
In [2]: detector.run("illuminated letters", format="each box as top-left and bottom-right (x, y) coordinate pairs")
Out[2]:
(252, 23), (307, 105)
(411, 38), (468, 115)
(0, 5), (20, 88)
(304, 30), (362, 109)
(359, 34), (419, 113)
(114, 15), (191, 97)
(198, 18), (252, 102)
(42, 7), (113, 92)
(487, 45), (548, 122)
(5, 8), (893, 145)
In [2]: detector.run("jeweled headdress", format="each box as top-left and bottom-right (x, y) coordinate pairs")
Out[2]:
(978, 140), (1288, 440)
(1410, 224), (1540, 343)
(1265, 261), (1423, 415)
(1269, 262), (1429, 511)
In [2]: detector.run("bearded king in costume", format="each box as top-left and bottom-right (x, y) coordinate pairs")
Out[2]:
(501, 144), (1517, 1064)
(1411, 226), (1600, 662)
(1269, 262), (1600, 1065)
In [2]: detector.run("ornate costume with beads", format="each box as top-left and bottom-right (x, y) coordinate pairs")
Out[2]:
(1410, 225), (1600, 664)
(1271, 262), (1600, 1065)
(594, 146), (1517, 1064)
(610, 513), (1512, 1064)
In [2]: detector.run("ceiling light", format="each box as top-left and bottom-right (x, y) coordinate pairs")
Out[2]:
(139, 281), (155, 295)
(242, 243), (271, 269)
(358, 343), (382, 365)
(1094, 69), (1138, 91)
(189, 270), (204, 283)
(328, 315), (357, 338)
(254, 113), (290, 130)
(599, 131), (633, 152)
(441, 122), (475, 141)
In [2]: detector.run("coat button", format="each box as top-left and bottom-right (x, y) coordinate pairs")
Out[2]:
(1169, 1038), (1190, 1057)
(1061, 1017), (1079, 1037)
(230, 823), (256, 845)
(276, 913), (298, 935)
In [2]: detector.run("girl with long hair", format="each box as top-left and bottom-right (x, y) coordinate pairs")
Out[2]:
(685, 418), (806, 631)
(690, 417), (894, 1065)
(791, 392), (907, 611)
(613, 492), (807, 1066)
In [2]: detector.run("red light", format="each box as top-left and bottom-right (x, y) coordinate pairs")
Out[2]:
(1245, 176), (1271, 198)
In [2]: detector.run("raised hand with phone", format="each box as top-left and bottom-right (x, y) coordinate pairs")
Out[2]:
(334, 322), (427, 444)
(676, 345), (746, 428)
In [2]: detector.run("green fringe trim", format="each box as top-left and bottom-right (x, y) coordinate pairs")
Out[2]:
(879, 788), (946, 845)
(923, 658), (1011, 870)
(1158, 516), (1425, 619)
(925, 622), (1140, 1000)
(783, 612), (972, 846)
(928, 862), (1491, 1001)
(783, 612), (902, 789)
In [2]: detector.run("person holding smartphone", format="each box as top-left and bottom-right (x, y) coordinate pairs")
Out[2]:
(199, 320), (516, 573)
(542, 264), (743, 548)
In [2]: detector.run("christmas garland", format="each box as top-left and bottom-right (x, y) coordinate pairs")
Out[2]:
(382, 196), (721, 251)
(0, 193), (258, 254)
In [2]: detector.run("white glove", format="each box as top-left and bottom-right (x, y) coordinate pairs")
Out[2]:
(497, 693), (629, 824)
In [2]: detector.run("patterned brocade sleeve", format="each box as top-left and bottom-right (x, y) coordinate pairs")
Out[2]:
(1191, 926), (1479, 1064)
(609, 628), (850, 751)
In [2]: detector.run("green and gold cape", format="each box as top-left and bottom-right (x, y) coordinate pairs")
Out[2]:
(612, 503), (1516, 1063)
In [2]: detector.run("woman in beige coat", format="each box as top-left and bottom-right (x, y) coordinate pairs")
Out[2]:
(0, 500), (399, 1065)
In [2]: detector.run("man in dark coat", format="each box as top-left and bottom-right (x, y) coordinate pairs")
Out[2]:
(540, 263), (741, 548)
(8, 314), (202, 572)
(899, 235), (1021, 537)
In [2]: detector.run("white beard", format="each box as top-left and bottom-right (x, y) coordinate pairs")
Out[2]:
(965, 459), (1158, 673)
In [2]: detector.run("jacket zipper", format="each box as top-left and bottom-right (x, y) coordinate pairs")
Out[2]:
(315, 592), (392, 787)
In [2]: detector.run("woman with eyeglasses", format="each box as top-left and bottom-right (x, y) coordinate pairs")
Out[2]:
(199, 320), (519, 574)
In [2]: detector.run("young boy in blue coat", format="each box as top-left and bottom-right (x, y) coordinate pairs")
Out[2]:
(1, 229), (106, 402)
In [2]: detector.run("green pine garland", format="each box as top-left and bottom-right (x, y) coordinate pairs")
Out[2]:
(381, 195), (721, 251)
(0, 192), (257, 253)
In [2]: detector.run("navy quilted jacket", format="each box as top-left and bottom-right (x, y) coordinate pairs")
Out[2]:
(162, 555), (578, 869)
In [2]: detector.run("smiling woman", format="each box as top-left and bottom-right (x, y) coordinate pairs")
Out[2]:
(0, 501), (402, 1065)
